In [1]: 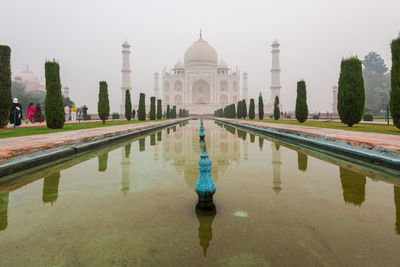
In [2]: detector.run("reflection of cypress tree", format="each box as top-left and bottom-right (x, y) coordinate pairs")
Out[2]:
(157, 131), (162, 142)
(237, 129), (247, 140)
(42, 171), (60, 204)
(98, 153), (109, 172)
(125, 143), (131, 159)
(167, 128), (170, 134)
(0, 193), (9, 231)
(258, 137), (264, 151)
(250, 134), (255, 143)
(339, 167), (366, 206)
(150, 134), (156, 146)
(275, 143), (280, 151)
(139, 138), (145, 152)
(195, 204), (216, 257)
(223, 124), (236, 135)
(172, 126), (176, 132)
(394, 185), (400, 235)
(297, 152), (308, 172)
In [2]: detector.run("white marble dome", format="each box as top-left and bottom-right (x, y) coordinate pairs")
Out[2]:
(174, 59), (184, 69)
(184, 37), (218, 68)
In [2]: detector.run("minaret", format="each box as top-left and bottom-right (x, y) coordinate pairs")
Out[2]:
(120, 39), (132, 115)
(332, 85), (338, 114)
(270, 39), (281, 107)
(154, 72), (160, 99)
(242, 71), (248, 102)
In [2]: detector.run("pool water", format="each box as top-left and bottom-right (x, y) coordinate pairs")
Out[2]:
(0, 120), (399, 266)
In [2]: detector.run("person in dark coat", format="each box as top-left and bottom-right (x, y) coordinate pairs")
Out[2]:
(132, 109), (136, 119)
(9, 98), (23, 126)
(34, 103), (42, 123)
(82, 105), (88, 120)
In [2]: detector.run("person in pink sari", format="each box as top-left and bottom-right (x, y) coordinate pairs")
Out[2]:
(25, 102), (36, 123)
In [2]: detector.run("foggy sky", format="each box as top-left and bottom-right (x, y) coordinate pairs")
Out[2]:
(1, 0), (399, 112)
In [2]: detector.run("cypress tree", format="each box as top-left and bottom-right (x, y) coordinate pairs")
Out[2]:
(258, 94), (264, 120)
(390, 36), (400, 129)
(242, 100), (247, 119)
(157, 99), (162, 119)
(45, 61), (65, 128)
(138, 93), (146, 121)
(125, 90), (132, 121)
(167, 105), (171, 118)
(172, 106), (177, 118)
(273, 96), (280, 120)
(0, 45), (12, 128)
(295, 80), (309, 123)
(249, 98), (255, 119)
(97, 81), (110, 124)
(237, 101), (242, 118)
(338, 57), (365, 127)
(150, 96), (156, 120)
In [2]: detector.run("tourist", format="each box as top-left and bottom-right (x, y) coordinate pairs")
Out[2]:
(132, 109), (136, 119)
(9, 98), (23, 126)
(82, 105), (88, 120)
(70, 106), (77, 122)
(34, 103), (42, 123)
(25, 102), (36, 123)
(64, 105), (70, 122)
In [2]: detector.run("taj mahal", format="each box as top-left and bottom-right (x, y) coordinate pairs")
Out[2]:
(120, 32), (282, 115)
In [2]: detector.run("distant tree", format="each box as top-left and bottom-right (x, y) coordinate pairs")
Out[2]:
(171, 105), (177, 118)
(242, 99), (247, 119)
(0, 45), (12, 128)
(258, 93), (264, 120)
(390, 37), (400, 129)
(249, 98), (255, 119)
(157, 99), (162, 119)
(97, 81), (110, 124)
(125, 90), (132, 121)
(12, 81), (46, 115)
(150, 96), (156, 120)
(237, 101), (242, 118)
(273, 96), (280, 120)
(166, 104), (171, 118)
(338, 57), (365, 127)
(45, 61), (65, 128)
(138, 93), (146, 121)
(295, 80), (309, 123)
(362, 51), (388, 74)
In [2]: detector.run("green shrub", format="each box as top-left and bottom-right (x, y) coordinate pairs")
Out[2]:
(85, 114), (91, 120)
(45, 61), (65, 128)
(157, 99), (162, 119)
(313, 115), (319, 119)
(258, 94), (264, 120)
(390, 36), (400, 129)
(249, 98), (255, 119)
(338, 57), (365, 127)
(363, 113), (373, 121)
(171, 106), (176, 118)
(138, 93), (146, 121)
(166, 105), (171, 118)
(237, 101), (242, 118)
(97, 81), (110, 124)
(295, 80), (308, 123)
(150, 96), (156, 120)
(0, 45), (12, 128)
(125, 90), (132, 121)
(112, 112), (120, 119)
(273, 96), (280, 120)
(242, 100), (247, 119)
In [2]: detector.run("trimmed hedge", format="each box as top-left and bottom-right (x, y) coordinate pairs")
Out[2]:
(45, 61), (65, 128)
(249, 98), (255, 119)
(157, 99), (162, 119)
(138, 93), (146, 121)
(150, 96), (156, 120)
(258, 94), (264, 120)
(0, 45), (12, 128)
(390, 36), (400, 129)
(125, 90), (132, 121)
(295, 80), (308, 123)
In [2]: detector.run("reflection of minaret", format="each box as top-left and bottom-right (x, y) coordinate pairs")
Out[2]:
(272, 143), (282, 194)
(121, 144), (131, 196)
(154, 72), (160, 100)
(242, 71), (248, 102)
(243, 138), (249, 161)
(42, 171), (60, 204)
(297, 151), (308, 172)
(120, 40), (132, 115)
(195, 204), (216, 257)
(394, 185), (400, 235)
(339, 167), (366, 206)
(0, 193), (9, 231)
(98, 153), (109, 172)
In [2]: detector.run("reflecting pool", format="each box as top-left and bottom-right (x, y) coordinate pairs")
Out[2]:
(0, 120), (400, 266)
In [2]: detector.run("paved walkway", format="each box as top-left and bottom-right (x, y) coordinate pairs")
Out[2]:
(4, 118), (128, 129)
(0, 119), (185, 161)
(219, 118), (400, 154)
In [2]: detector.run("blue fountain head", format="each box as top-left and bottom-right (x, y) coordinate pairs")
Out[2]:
(199, 122), (205, 140)
(195, 145), (216, 208)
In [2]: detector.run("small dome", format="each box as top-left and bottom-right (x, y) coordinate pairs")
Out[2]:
(272, 38), (280, 48)
(122, 39), (130, 48)
(174, 59), (184, 69)
(14, 66), (40, 83)
(217, 59), (228, 69)
(184, 37), (218, 68)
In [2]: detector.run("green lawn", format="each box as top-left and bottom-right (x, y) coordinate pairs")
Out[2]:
(0, 119), (170, 139)
(238, 119), (400, 136)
